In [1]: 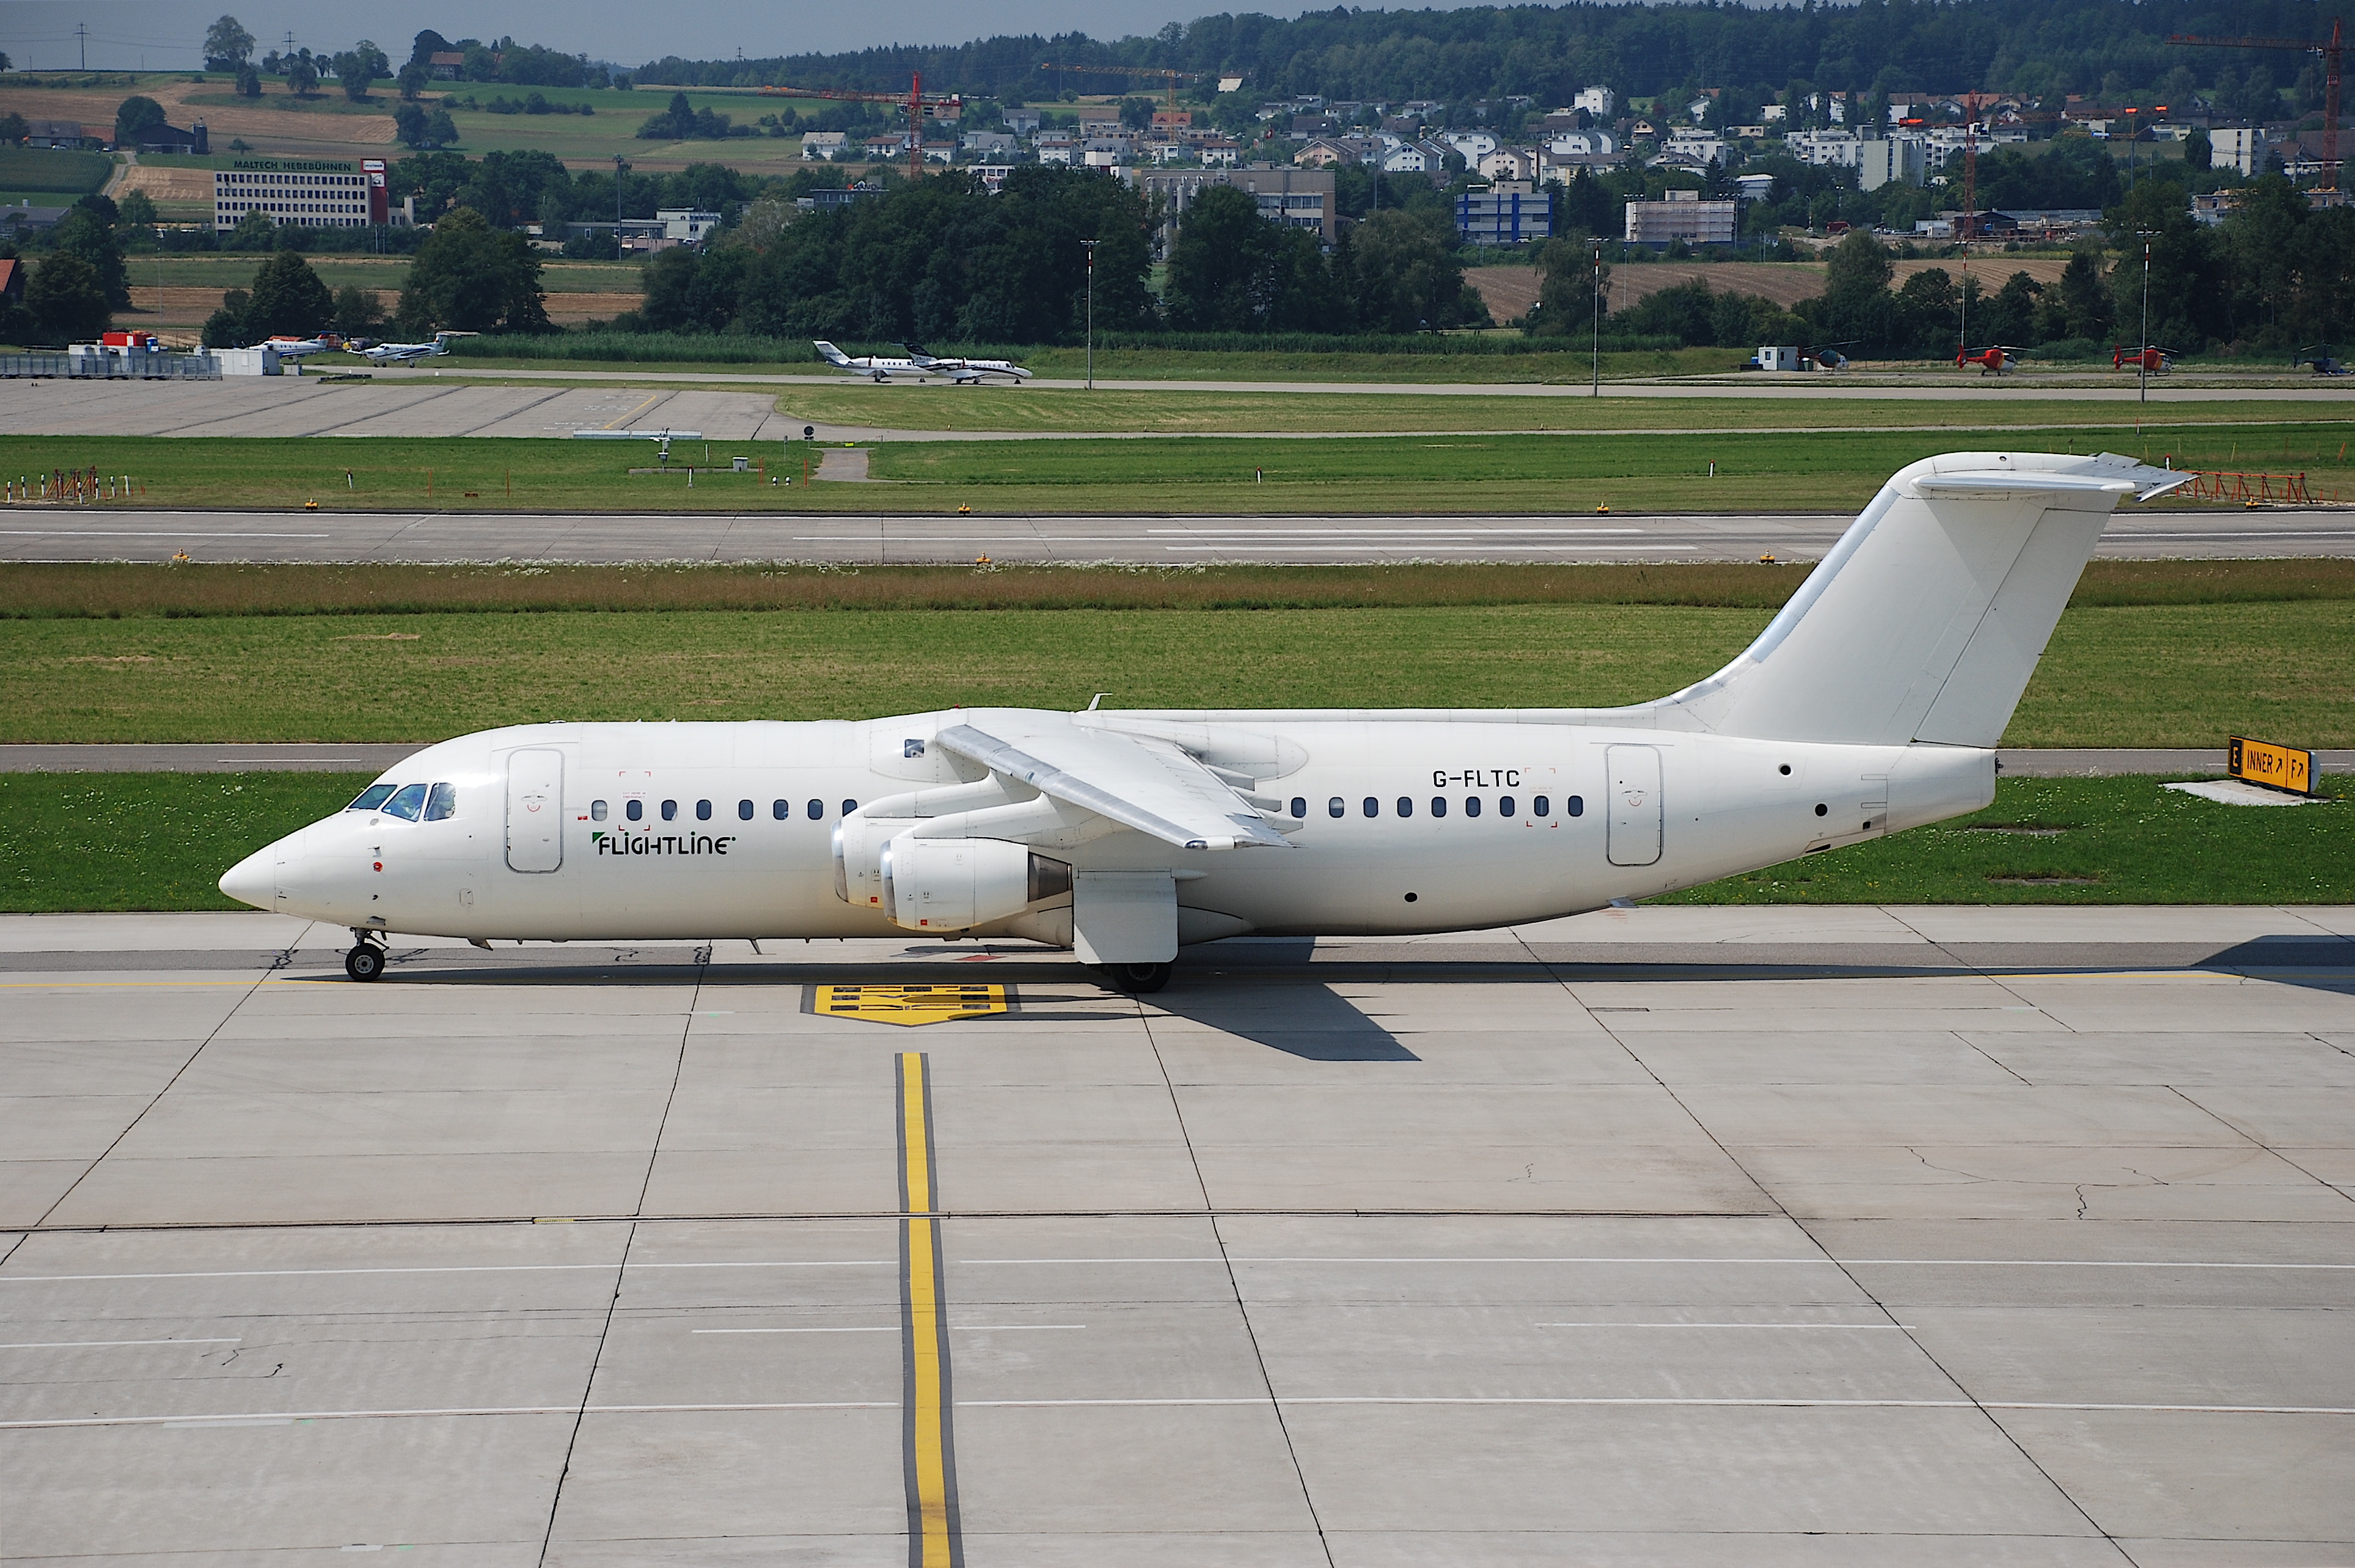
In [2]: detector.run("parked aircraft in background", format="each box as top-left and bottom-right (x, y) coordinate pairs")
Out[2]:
(2113, 344), (2175, 373)
(1957, 345), (2020, 375)
(813, 341), (926, 381)
(2296, 345), (2349, 375)
(349, 332), (465, 366)
(261, 335), (340, 359)
(222, 452), (2191, 994)
(902, 343), (1033, 383)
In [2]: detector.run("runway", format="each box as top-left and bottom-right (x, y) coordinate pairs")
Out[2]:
(4, 505), (2350, 565)
(3, 906), (2351, 1563)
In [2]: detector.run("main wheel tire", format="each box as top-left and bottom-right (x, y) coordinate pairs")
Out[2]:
(345, 944), (385, 982)
(1108, 961), (1173, 994)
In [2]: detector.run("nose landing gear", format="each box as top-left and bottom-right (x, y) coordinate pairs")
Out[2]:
(345, 936), (387, 982)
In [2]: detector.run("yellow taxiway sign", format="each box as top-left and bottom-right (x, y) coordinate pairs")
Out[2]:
(814, 983), (1009, 1026)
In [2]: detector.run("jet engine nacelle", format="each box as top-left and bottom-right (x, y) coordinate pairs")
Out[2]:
(881, 835), (1071, 932)
(832, 812), (899, 909)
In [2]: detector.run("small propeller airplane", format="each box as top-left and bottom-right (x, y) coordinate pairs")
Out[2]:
(1807, 343), (1855, 370)
(348, 332), (467, 366)
(901, 342), (1033, 384)
(1957, 345), (2021, 376)
(2295, 345), (2350, 375)
(2112, 343), (2174, 373)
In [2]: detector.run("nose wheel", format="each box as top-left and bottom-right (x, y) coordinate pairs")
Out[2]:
(345, 940), (386, 982)
(1099, 961), (1173, 994)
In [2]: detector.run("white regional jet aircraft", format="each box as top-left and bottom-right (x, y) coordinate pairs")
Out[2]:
(222, 452), (2188, 992)
(813, 340), (926, 381)
(903, 343), (1032, 384)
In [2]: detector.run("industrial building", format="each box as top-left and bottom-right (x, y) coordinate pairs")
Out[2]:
(214, 159), (392, 230)
(1624, 188), (1738, 246)
(1454, 180), (1553, 244)
(1131, 166), (1336, 251)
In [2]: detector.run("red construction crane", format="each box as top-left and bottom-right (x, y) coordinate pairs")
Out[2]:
(759, 73), (961, 181)
(2168, 20), (2345, 191)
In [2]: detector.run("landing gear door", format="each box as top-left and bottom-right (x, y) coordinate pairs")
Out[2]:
(1605, 744), (1663, 868)
(505, 749), (564, 873)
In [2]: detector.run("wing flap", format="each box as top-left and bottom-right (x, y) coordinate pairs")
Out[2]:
(935, 722), (1292, 851)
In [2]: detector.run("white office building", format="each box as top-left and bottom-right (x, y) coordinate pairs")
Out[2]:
(213, 163), (372, 229)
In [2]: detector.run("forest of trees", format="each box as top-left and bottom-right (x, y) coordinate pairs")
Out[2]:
(632, 0), (2339, 115)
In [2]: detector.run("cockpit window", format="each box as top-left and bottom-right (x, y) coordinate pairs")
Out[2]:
(425, 782), (458, 821)
(346, 784), (397, 813)
(383, 783), (428, 821)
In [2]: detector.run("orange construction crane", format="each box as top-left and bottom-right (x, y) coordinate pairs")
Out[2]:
(1038, 62), (1211, 114)
(759, 74), (961, 181)
(2168, 20), (2345, 191)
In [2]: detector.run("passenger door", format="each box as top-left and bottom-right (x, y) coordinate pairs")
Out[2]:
(505, 749), (564, 873)
(1606, 744), (1662, 867)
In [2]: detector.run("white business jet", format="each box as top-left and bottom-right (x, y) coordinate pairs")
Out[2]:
(903, 343), (1032, 384)
(222, 452), (2188, 993)
(260, 335), (340, 359)
(813, 340), (925, 381)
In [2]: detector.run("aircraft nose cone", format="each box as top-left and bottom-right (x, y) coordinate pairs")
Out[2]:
(218, 845), (279, 910)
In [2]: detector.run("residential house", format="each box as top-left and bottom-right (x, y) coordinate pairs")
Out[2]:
(1438, 129), (1498, 159)
(1198, 137), (1242, 167)
(1381, 145), (1428, 174)
(23, 121), (101, 149)
(134, 120), (209, 155)
(1294, 137), (1358, 168)
(0, 257), (23, 312)
(800, 131), (848, 159)
(1476, 147), (1534, 181)
(1036, 134), (1077, 165)
(1573, 85), (1614, 119)
(1292, 114), (1339, 138)
(863, 133), (909, 159)
(1005, 108), (1042, 136)
(427, 51), (465, 80)
(962, 130), (1016, 156)
(1545, 129), (1616, 158)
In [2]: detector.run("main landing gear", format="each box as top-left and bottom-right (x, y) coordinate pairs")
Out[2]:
(1097, 961), (1174, 995)
(345, 935), (386, 982)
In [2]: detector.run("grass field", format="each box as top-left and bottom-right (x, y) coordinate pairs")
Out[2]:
(0, 145), (112, 194)
(1, 595), (2346, 746)
(1, 772), (2339, 914)
(19, 559), (2340, 617)
(7, 425), (2350, 515)
(133, 256), (640, 296)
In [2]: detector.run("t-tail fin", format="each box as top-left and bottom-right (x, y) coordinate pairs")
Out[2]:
(813, 340), (849, 365)
(1655, 452), (2188, 747)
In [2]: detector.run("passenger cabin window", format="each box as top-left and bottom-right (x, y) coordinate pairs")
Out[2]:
(591, 800), (609, 821)
(807, 799), (823, 821)
(696, 800), (712, 821)
(1568, 795), (1585, 817)
(738, 799), (754, 821)
(842, 799), (859, 816)
(1533, 795), (1549, 816)
(1363, 797), (1379, 818)
(347, 784), (397, 813)
(661, 800), (678, 821)
(1498, 795), (1514, 817)
(383, 783), (428, 821)
(626, 799), (644, 821)
(1397, 797), (1414, 818)
(1328, 796), (1345, 818)
(1291, 797), (1306, 819)
(1465, 796), (1482, 818)
(425, 783), (458, 821)
(1430, 797), (1447, 818)
(773, 800), (789, 820)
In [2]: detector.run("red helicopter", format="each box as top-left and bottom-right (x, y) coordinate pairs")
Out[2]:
(1955, 345), (2021, 375)
(2113, 344), (2175, 373)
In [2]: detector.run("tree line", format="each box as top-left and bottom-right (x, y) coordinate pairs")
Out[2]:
(630, 0), (2332, 115)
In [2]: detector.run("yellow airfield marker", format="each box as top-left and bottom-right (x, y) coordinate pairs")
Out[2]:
(816, 983), (1007, 1026)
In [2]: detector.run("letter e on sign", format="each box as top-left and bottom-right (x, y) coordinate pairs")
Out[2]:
(2228, 736), (2315, 797)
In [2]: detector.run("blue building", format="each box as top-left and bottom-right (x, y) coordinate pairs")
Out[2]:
(1454, 181), (1553, 245)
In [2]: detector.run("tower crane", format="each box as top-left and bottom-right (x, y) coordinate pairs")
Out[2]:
(1037, 62), (1212, 114)
(2167, 21), (2344, 191)
(758, 74), (961, 181)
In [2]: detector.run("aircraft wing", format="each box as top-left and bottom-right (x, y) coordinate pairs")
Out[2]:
(935, 720), (1292, 851)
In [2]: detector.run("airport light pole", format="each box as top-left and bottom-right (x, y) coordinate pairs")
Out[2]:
(1080, 238), (1101, 390)
(2136, 230), (2156, 405)
(1591, 241), (1602, 397)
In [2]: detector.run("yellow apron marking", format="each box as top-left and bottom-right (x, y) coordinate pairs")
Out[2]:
(897, 1052), (962, 1566)
(821, 983), (1006, 1027)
